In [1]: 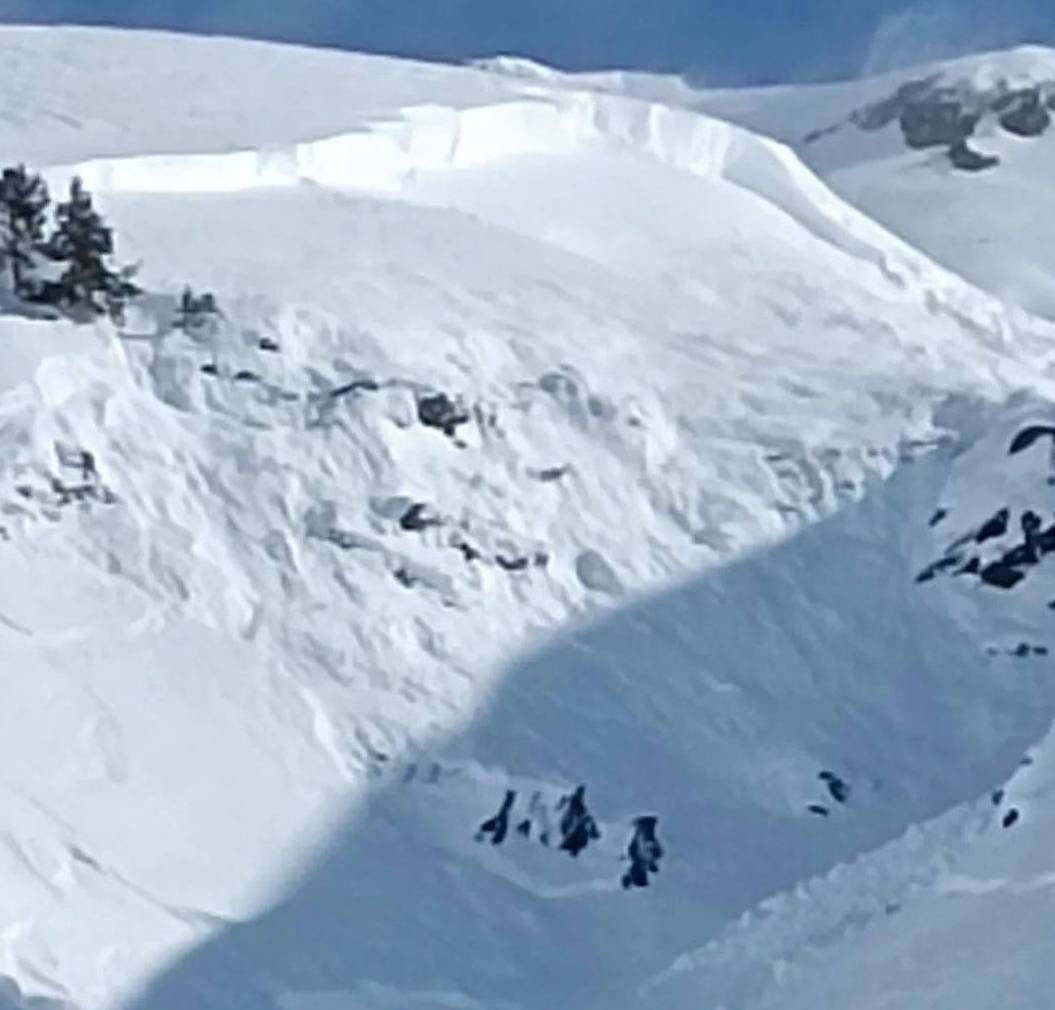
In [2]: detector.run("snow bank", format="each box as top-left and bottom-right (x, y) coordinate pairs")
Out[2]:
(43, 91), (930, 273)
(45, 92), (723, 196)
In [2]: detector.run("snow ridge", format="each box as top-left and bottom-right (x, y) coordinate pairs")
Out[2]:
(43, 89), (950, 287)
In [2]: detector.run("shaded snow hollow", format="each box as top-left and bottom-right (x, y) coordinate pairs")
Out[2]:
(1, 25), (1055, 1010)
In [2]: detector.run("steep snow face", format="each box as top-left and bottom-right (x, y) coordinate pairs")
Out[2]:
(493, 46), (1055, 321)
(3, 26), (1055, 1010)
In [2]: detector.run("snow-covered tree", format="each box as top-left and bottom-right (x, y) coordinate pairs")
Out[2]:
(47, 176), (138, 320)
(0, 164), (49, 297)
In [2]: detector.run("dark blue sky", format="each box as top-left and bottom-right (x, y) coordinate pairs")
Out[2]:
(0, 1), (1051, 84)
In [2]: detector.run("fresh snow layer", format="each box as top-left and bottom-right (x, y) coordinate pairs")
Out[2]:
(1, 25), (1055, 1010)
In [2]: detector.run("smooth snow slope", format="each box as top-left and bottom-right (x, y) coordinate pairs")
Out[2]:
(1, 26), (1055, 1010)
(492, 47), (1055, 322)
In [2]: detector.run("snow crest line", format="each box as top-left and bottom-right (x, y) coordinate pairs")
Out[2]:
(40, 90), (921, 275)
(43, 92), (732, 195)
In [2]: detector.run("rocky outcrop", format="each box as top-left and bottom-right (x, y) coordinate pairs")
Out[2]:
(916, 496), (1055, 592)
(948, 138), (999, 172)
(996, 88), (1051, 137)
(900, 97), (979, 149)
(417, 391), (470, 438)
(851, 76), (941, 132)
(842, 75), (1055, 162)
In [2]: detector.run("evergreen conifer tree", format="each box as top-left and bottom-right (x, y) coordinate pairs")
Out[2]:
(49, 177), (138, 320)
(0, 165), (49, 297)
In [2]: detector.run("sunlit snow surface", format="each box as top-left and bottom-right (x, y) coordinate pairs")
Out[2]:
(1, 26), (1055, 1010)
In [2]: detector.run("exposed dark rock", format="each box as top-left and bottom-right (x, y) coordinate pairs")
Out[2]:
(418, 392), (470, 438)
(948, 138), (999, 172)
(992, 788), (1005, 806)
(556, 785), (601, 857)
(976, 507), (1010, 543)
(475, 790), (516, 846)
(928, 507), (948, 527)
(807, 804), (830, 817)
(819, 770), (850, 804)
(330, 376), (380, 399)
(1035, 523), (1055, 554)
(1035, 645), (1049, 656)
(50, 476), (114, 508)
(393, 566), (417, 588)
(1002, 807), (1020, 829)
(200, 362), (219, 376)
(535, 465), (570, 483)
(851, 76), (940, 132)
(979, 561), (1026, 589)
(399, 503), (440, 532)
(496, 554), (530, 572)
(1001, 541), (1038, 568)
(916, 554), (963, 583)
(233, 369), (260, 383)
(1014, 642), (1032, 658)
(901, 98), (978, 149)
(453, 538), (482, 563)
(802, 124), (840, 144)
(621, 815), (664, 890)
(1008, 424), (1055, 455)
(258, 336), (280, 352)
(956, 556), (980, 576)
(997, 88), (1051, 137)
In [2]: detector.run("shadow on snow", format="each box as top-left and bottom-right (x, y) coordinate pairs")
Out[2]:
(124, 445), (1055, 1010)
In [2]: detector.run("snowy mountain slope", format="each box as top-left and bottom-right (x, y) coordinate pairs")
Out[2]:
(486, 46), (1055, 321)
(124, 417), (1055, 1010)
(0, 26), (1054, 1010)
